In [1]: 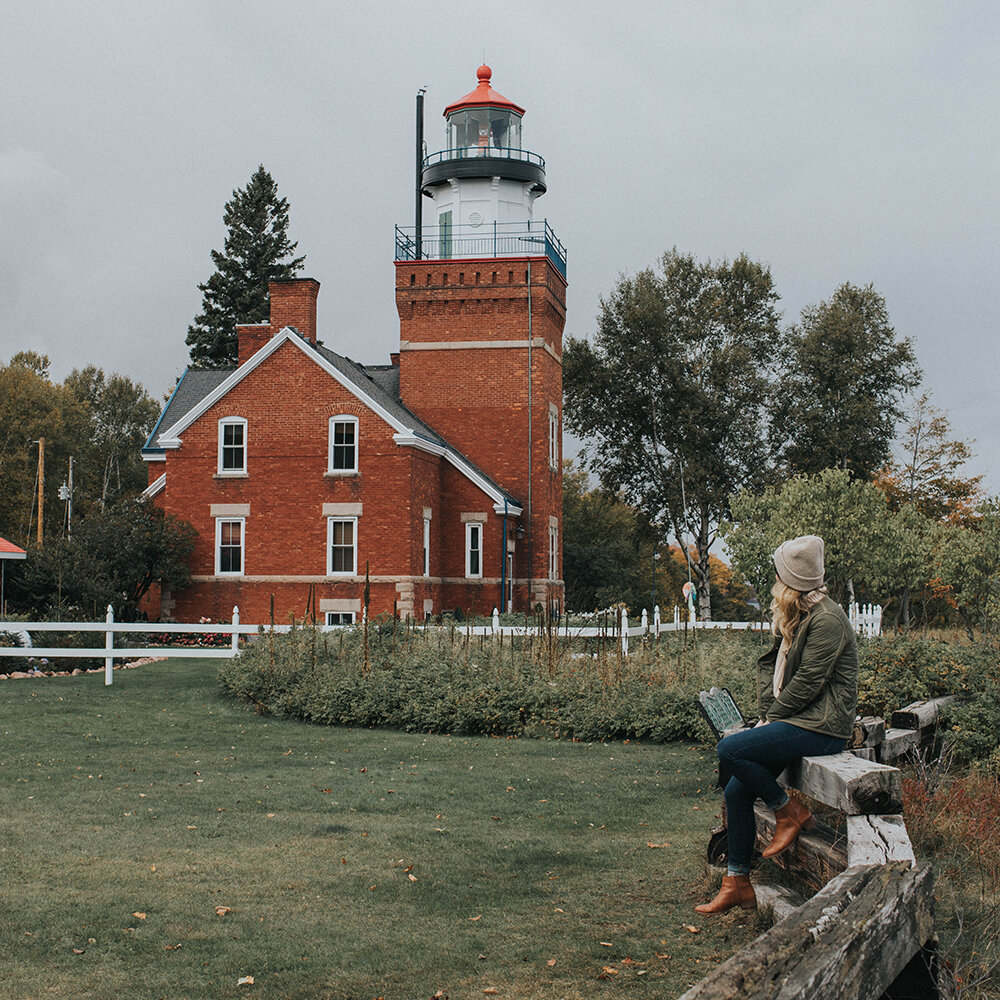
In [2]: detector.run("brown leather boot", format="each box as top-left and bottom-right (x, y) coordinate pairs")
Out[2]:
(694, 874), (757, 914)
(762, 796), (815, 859)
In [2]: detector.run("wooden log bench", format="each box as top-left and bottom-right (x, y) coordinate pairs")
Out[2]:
(679, 862), (935, 1000)
(692, 695), (949, 997)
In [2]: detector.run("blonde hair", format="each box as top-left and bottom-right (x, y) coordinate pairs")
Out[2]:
(770, 580), (826, 644)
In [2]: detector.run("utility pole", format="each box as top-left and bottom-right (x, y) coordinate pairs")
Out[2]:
(36, 437), (45, 547)
(59, 456), (74, 540)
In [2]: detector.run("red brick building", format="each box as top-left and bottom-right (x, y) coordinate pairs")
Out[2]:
(142, 67), (566, 624)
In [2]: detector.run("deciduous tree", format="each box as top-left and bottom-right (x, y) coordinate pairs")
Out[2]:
(777, 283), (921, 479)
(563, 249), (782, 619)
(10, 500), (195, 620)
(186, 166), (305, 368)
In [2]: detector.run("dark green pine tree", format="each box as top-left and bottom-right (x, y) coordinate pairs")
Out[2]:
(186, 165), (306, 367)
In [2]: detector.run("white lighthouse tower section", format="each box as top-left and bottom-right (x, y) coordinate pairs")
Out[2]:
(429, 177), (540, 231)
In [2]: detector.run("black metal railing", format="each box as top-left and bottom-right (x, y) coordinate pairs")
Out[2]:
(394, 220), (566, 279)
(422, 146), (545, 169)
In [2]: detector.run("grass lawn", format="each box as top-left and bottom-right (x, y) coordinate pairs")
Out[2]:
(0, 659), (760, 999)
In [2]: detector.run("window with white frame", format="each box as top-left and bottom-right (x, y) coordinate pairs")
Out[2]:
(548, 404), (559, 471)
(423, 516), (431, 577)
(327, 517), (357, 575)
(465, 521), (483, 578)
(549, 522), (558, 580)
(216, 518), (245, 575)
(325, 611), (356, 625)
(328, 416), (358, 473)
(218, 417), (247, 474)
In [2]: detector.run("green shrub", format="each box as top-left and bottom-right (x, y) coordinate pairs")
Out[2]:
(218, 625), (1000, 763)
(219, 626), (770, 743)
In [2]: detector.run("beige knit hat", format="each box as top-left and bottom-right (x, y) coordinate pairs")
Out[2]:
(773, 535), (825, 592)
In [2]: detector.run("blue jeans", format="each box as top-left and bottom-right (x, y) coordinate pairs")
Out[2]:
(716, 722), (845, 874)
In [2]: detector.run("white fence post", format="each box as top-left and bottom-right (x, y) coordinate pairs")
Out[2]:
(492, 606), (500, 636)
(641, 608), (648, 632)
(232, 606), (240, 655)
(620, 608), (629, 657)
(674, 605), (680, 628)
(104, 604), (114, 686)
(653, 604), (661, 639)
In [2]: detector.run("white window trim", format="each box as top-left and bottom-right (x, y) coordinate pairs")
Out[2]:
(548, 403), (559, 471)
(327, 516), (358, 576)
(217, 417), (247, 475)
(465, 521), (483, 579)
(325, 611), (356, 626)
(423, 517), (431, 577)
(215, 516), (245, 576)
(549, 522), (558, 580)
(327, 415), (359, 474)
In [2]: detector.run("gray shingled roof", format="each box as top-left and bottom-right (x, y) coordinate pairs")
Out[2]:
(142, 368), (234, 452)
(141, 340), (522, 509)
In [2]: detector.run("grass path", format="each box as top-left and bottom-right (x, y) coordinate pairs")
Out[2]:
(0, 660), (759, 999)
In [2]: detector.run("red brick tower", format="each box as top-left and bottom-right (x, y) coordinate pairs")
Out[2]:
(395, 66), (566, 613)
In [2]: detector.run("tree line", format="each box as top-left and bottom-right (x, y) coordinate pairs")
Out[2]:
(563, 249), (990, 636)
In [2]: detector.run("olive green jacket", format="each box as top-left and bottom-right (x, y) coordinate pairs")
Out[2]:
(757, 596), (859, 739)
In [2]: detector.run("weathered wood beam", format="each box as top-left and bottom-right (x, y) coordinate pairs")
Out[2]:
(846, 814), (915, 868)
(879, 727), (921, 764)
(852, 715), (886, 750)
(780, 752), (903, 815)
(754, 804), (847, 893)
(890, 696), (955, 732)
(679, 863), (935, 1000)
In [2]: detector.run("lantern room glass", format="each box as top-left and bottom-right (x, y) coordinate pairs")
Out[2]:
(447, 108), (522, 155)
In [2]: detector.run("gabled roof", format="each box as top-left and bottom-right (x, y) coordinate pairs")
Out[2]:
(145, 329), (522, 515)
(0, 536), (27, 560)
(143, 368), (233, 455)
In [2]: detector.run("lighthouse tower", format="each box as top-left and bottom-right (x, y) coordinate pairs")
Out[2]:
(395, 66), (566, 614)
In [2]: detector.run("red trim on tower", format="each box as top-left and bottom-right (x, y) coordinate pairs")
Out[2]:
(443, 65), (526, 117)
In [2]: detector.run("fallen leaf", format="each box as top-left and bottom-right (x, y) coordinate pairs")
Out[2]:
(431, 992), (448, 1000)
(408, 873), (418, 882)
(132, 912), (146, 920)
(597, 966), (618, 979)
(621, 957), (635, 965)
(546, 958), (556, 967)
(554, 907), (564, 913)
(655, 952), (669, 960)
(469, 914), (481, 921)
(684, 924), (700, 934)
(72, 948), (85, 954)
(165, 943), (182, 950)
(322, 789), (332, 794)
(341, 858), (347, 865)
(150, 865), (156, 872)
(403, 865), (414, 872)
(647, 841), (671, 849)
(360, 767), (367, 773)
(482, 989), (499, 995)
(599, 941), (613, 947)
(215, 906), (231, 916)
(282, 749), (292, 756)
(186, 825), (197, 830)
(637, 969), (648, 975)
(478, 954), (486, 960)
(237, 975), (255, 985)
(266, 813), (275, 818)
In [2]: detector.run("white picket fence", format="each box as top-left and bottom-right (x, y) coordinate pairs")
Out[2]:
(1, 601), (883, 684)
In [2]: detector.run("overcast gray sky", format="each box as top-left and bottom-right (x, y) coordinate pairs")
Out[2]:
(3, 2), (997, 487)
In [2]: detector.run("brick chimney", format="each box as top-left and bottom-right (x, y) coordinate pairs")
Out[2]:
(237, 324), (271, 366)
(268, 278), (321, 343)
